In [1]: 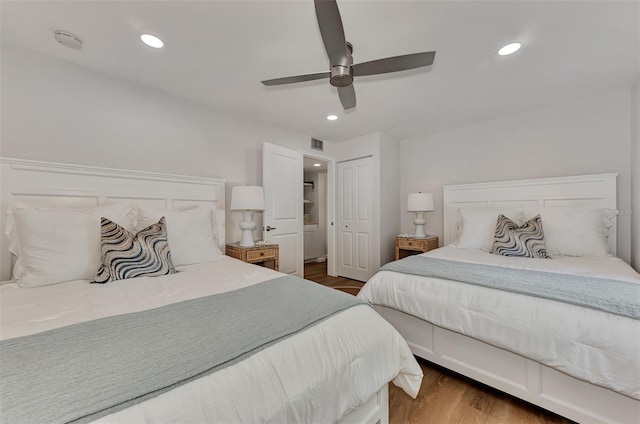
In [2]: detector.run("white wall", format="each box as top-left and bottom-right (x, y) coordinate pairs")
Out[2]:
(631, 77), (640, 271)
(0, 45), (314, 243)
(379, 133), (400, 265)
(400, 89), (633, 263)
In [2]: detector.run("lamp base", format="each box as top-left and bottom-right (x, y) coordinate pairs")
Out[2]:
(238, 211), (256, 247)
(413, 212), (427, 238)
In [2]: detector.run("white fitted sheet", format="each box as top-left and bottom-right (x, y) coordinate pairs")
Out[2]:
(1, 257), (423, 423)
(358, 246), (640, 399)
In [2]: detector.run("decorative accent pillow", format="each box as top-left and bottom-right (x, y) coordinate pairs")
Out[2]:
(6, 203), (138, 287)
(455, 208), (523, 251)
(491, 214), (549, 259)
(94, 217), (176, 283)
(135, 206), (221, 266)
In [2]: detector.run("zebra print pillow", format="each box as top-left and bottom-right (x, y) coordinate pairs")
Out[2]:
(491, 214), (550, 259)
(93, 217), (177, 284)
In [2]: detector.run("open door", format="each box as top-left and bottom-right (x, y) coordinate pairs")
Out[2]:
(263, 142), (303, 277)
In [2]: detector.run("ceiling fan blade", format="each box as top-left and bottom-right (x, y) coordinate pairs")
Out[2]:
(352, 51), (436, 77)
(261, 72), (331, 86)
(338, 85), (356, 110)
(314, 0), (349, 67)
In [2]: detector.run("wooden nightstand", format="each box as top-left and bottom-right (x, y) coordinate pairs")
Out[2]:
(395, 236), (438, 260)
(226, 243), (279, 271)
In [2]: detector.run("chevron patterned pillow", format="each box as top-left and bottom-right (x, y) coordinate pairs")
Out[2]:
(93, 217), (177, 283)
(491, 214), (550, 259)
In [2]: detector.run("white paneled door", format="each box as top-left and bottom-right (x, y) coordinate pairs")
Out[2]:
(263, 142), (303, 277)
(337, 157), (373, 282)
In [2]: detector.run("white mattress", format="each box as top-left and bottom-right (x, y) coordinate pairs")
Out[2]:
(1, 257), (423, 423)
(358, 246), (640, 400)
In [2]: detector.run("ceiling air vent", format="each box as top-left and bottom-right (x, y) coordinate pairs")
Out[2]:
(311, 138), (324, 151)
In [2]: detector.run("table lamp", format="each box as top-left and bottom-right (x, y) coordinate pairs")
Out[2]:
(231, 186), (265, 247)
(407, 192), (434, 238)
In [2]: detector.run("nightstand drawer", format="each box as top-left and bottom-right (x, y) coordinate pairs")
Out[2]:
(226, 243), (279, 271)
(395, 236), (438, 260)
(247, 249), (276, 261)
(398, 239), (422, 250)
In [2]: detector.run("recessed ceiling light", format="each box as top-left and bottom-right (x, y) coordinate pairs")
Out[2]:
(498, 42), (521, 56)
(326, 115), (338, 121)
(313, 163), (322, 167)
(140, 34), (164, 49)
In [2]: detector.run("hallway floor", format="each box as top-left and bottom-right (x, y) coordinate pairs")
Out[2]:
(303, 261), (364, 296)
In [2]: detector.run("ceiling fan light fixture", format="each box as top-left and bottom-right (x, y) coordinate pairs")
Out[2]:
(498, 42), (521, 56)
(326, 115), (338, 121)
(140, 34), (164, 49)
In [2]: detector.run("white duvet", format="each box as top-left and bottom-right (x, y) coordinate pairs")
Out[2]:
(0, 257), (422, 423)
(358, 246), (640, 400)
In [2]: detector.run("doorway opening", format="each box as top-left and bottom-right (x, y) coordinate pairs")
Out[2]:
(302, 157), (329, 277)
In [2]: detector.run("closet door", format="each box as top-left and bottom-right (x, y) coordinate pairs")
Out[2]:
(337, 157), (373, 282)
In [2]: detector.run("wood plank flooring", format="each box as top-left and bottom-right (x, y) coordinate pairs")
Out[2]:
(389, 359), (573, 424)
(304, 261), (364, 296)
(303, 261), (574, 424)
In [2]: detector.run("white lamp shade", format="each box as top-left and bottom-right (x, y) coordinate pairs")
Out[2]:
(407, 192), (434, 212)
(231, 186), (265, 211)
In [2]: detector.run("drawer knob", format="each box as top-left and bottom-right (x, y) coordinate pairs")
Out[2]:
(260, 252), (264, 256)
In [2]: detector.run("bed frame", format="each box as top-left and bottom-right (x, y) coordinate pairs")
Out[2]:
(0, 157), (388, 424)
(377, 173), (640, 423)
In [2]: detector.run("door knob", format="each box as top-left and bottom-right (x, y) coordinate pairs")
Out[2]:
(265, 226), (277, 231)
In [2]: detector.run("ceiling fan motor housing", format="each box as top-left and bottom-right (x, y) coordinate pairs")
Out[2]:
(330, 65), (353, 87)
(330, 41), (354, 87)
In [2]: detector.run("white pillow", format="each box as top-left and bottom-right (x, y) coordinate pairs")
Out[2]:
(522, 207), (613, 257)
(136, 206), (222, 266)
(455, 208), (523, 251)
(6, 203), (138, 287)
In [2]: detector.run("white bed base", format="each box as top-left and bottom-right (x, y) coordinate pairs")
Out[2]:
(374, 306), (639, 424)
(0, 157), (390, 424)
(339, 385), (389, 424)
(372, 174), (639, 424)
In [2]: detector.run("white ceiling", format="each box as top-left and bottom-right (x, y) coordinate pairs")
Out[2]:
(2, 1), (639, 142)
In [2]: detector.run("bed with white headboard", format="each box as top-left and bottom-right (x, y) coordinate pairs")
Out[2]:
(0, 157), (422, 424)
(442, 173), (618, 254)
(359, 173), (640, 424)
(0, 157), (226, 281)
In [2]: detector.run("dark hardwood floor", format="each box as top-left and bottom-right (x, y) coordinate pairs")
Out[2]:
(303, 261), (574, 424)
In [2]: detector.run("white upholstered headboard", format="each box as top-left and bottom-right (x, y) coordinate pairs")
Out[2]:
(442, 173), (618, 254)
(0, 158), (226, 282)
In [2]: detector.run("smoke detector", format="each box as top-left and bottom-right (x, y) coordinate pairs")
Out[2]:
(54, 30), (82, 49)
